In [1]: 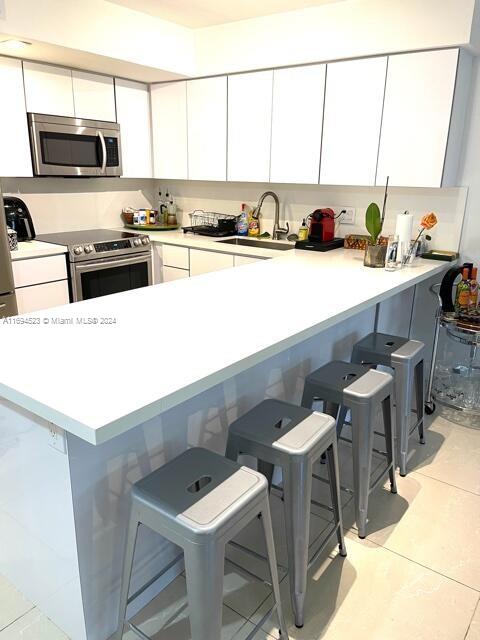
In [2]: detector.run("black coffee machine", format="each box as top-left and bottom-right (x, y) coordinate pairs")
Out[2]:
(3, 197), (36, 241)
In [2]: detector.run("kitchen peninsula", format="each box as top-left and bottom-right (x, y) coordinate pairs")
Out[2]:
(0, 250), (451, 640)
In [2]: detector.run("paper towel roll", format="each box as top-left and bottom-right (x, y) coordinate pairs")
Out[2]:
(395, 212), (413, 260)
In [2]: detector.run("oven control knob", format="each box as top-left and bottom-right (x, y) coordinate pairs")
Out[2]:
(141, 236), (150, 245)
(73, 246), (83, 255)
(84, 244), (93, 254)
(133, 238), (141, 246)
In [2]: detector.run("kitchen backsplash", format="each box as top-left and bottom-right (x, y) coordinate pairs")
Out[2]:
(1, 178), (155, 235)
(1, 176), (468, 253)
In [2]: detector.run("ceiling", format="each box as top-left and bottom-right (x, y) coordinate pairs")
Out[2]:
(106, 0), (348, 28)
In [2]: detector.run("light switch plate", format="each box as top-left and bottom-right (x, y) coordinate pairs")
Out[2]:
(0, 1), (5, 19)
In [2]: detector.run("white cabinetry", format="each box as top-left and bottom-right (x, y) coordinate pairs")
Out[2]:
(115, 79), (152, 178)
(163, 266), (189, 282)
(187, 77), (227, 181)
(13, 254), (69, 314)
(376, 49), (466, 188)
(23, 62), (75, 117)
(227, 71), (273, 183)
(72, 70), (116, 121)
(320, 57), (387, 186)
(151, 81), (188, 179)
(234, 255), (262, 267)
(189, 249), (234, 276)
(0, 57), (32, 177)
(270, 65), (326, 184)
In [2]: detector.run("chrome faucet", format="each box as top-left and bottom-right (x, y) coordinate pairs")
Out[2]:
(255, 191), (289, 240)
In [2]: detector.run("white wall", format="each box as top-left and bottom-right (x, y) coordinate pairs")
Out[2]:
(158, 180), (467, 253)
(195, 0), (478, 75)
(458, 57), (480, 263)
(1, 178), (155, 235)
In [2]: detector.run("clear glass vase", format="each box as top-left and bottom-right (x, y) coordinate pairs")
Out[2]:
(364, 244), (387, 268)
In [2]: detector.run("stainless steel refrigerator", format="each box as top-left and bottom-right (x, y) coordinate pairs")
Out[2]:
(0, 187), (17, 318)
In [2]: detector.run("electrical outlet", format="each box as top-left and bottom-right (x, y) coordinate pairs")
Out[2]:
(0, 1), (5, 19)
(338, 207), (356, 225)
(49, 423), (67, 454)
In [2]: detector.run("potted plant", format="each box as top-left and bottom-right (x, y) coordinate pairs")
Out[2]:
(364, 202), (387, 267)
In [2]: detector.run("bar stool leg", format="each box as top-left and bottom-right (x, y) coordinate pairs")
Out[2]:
(184, 540), (225, 640)
(258, 460), (275, 491)
(382, 395), (398, 495)
(350, 404), (374, 539)
(336, 405), (349, 438)
(415, 359), (425, 444)
(394, 363), (412, 477)
(300, 380), (317, 409)
(113, 513), (140, 640)
(325, 441), (347, 557)
(283, 459), (312, 628)
(260, 497), (290, 639)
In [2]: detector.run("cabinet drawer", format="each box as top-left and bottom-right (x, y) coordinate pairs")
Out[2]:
(189, 249), (234, 276)
(13, 255), (68, 288)
(163, 266), (189, 282)
(16, 280), (70, 315)
(162, 245), (190, 269)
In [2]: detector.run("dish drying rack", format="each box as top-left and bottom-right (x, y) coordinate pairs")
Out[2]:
(182, 210), (238, 237)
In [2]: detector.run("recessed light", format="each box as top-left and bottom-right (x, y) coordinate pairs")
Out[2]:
(0, 39), (32, 50)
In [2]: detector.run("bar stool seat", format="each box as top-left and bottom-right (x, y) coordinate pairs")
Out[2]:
(114, 447), (289, 640)
(302, 361), (397, 539)
(226, 399), (346, 629)
(352, 332), (425, 476)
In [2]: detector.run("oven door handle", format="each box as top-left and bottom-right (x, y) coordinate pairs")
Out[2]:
(97, 131), (107, 175)
(74, 253), (151, 273)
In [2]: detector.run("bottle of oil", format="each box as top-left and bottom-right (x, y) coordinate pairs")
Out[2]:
(469, 267), (478, 309)
(455, 268), (470, 315)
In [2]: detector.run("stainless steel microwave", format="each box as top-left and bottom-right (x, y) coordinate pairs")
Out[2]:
(28, 113), (122, 177)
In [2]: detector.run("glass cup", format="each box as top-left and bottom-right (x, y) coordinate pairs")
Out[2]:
(385, 234), (402, 271)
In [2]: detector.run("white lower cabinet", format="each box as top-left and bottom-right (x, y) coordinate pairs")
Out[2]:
(189, 249), (234, 277)
(16, 280), (70, 314)
(234, 255), (262, 267)
(163, 266), (189, 282)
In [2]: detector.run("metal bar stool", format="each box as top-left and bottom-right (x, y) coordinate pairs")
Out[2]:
(225, 399), (347, 629)
(301, 361), (397, 539)
(114, 447), (289, 640)
(351, 332), (425, 476)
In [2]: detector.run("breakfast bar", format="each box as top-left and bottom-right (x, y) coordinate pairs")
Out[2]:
(0, 250), (451, 640)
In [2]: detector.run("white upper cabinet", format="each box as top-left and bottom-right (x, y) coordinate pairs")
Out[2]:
(187, 77), (227, 181)
(270, 65), (326, 184)
(23, 61), (75, 117)
(151, 81), (188, 180)
(115, 79), (152, 178)
(227, 71), (273, 183)
(376, 49), (462, 188)
(0, 57), (32, 177)
(320, 57), (387, 186)
(72, 70), (116, 121)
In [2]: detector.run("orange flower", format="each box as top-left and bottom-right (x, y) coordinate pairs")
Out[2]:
(420, 212), (438, 230)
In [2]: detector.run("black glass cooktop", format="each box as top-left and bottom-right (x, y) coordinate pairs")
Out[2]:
(37, 229), (139, 247)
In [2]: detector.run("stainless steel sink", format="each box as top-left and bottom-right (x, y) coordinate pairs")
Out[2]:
(217, 238), (294, 251)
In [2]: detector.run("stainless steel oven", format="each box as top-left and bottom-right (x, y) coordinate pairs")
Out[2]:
(28, 113), (122, 177)
(71, 251), (152, 302)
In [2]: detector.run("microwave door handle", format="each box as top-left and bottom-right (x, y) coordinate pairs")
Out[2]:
(98, 131), (107, 174)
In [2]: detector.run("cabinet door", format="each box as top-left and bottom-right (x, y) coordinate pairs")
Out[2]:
(270, 65), (325, 184)
(12, 255), (68, 288)
(115, 79), (152, 178)
(72, 70), (116, 121)
(227, 71), (273, 183)
(189, 250), (234, 276)
(163, 266), (189, 282)
(162, 245), (190, 269)
(0, 57), (32, 177)
(151, 81), (188, 179)
(320, 57), (387, 186)
(376, 49), (459, 188)
(16, 280), (69, 314)
(187, 77), (227, 181)
(234, 255), (263, 266)
(23, 62), (74, 117)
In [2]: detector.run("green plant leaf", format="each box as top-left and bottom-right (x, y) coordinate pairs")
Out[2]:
(365, 202), (382, 244)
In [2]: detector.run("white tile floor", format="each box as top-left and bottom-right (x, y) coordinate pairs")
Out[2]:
(0, 409), (479, 640)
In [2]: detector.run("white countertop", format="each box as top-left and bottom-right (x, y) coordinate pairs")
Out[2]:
(10, 240), (68, 261)
(115, 227), (292, 259)
(0, 249), (450, 445)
